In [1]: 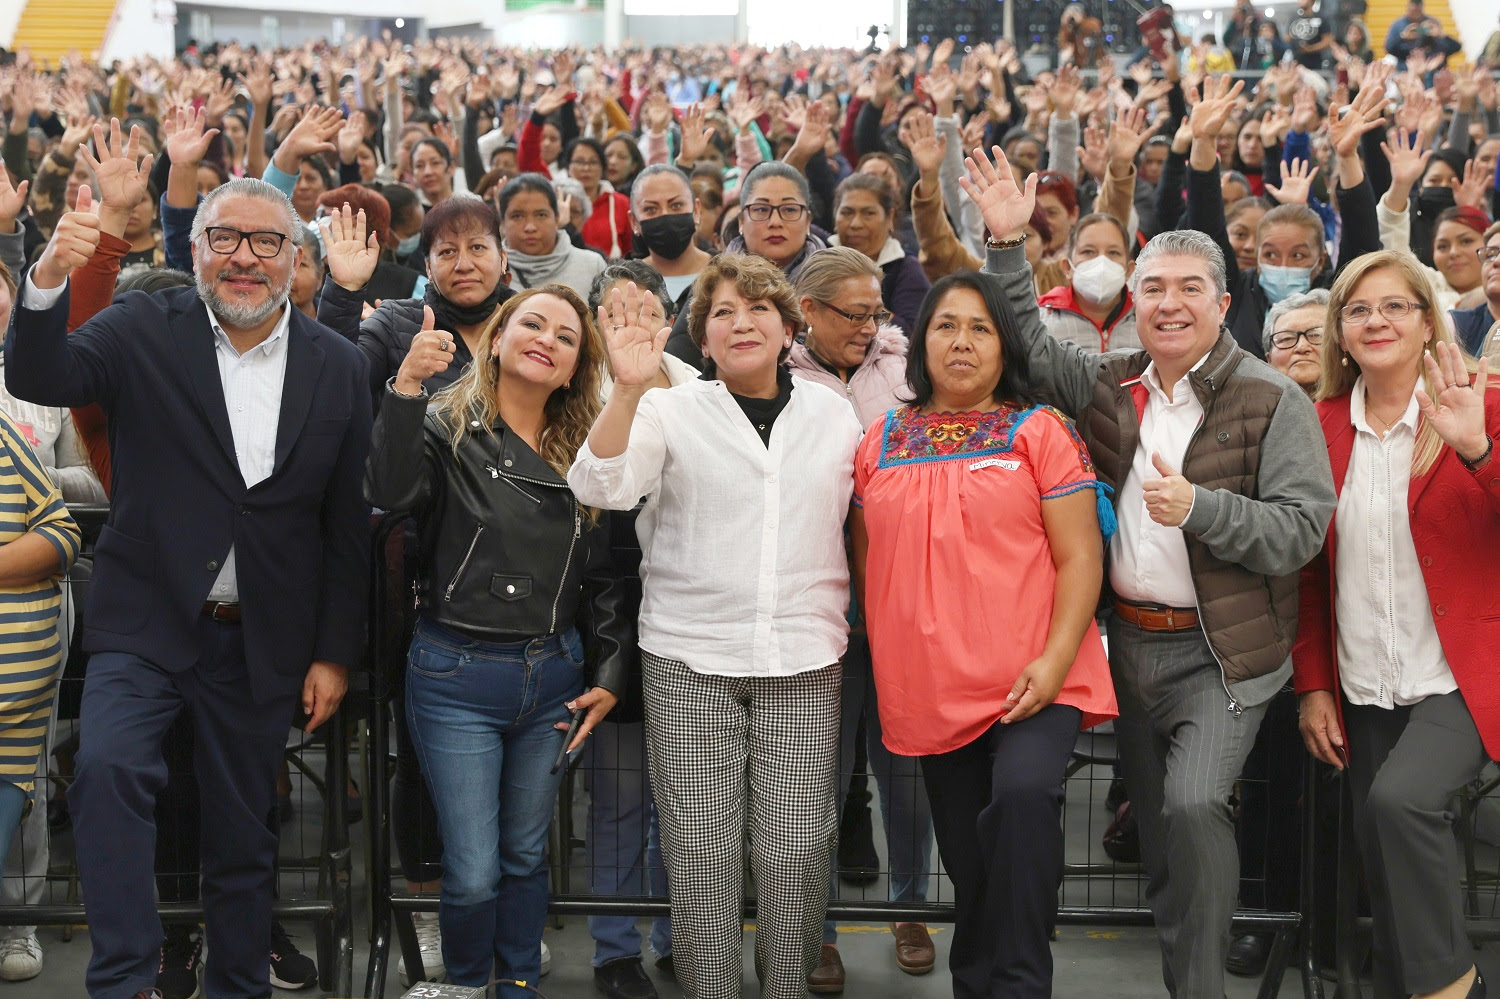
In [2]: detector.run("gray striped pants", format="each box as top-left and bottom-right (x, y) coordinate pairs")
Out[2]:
(642, 652), (841, 999)
(1107, 619), (1270, 999)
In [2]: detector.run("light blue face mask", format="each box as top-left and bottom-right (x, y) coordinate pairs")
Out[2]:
(1258, 264), (1314, 305)
(397, 232), (421, 257)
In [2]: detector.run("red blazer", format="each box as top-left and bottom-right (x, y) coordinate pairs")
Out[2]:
(1292, 388), (1500, 757)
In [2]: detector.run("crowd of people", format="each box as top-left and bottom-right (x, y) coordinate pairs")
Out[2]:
(0, 8), (1493, 999)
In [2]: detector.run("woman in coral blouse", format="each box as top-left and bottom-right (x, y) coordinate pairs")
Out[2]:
(849, 270), (1117, 998)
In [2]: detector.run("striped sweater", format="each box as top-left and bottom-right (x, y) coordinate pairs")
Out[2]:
(0, 411), (81, 795)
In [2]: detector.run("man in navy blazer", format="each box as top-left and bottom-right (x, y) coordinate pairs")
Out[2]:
(5, 158), (371, 999)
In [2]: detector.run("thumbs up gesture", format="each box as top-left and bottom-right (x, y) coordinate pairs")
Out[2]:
(392, 304), (456, 397)
(34, 186), (102, 291)
(1143, 452), (1196, 528)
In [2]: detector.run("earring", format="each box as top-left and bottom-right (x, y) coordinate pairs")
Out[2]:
(784, 339), (792, 348)
(1340, 354), (1348, 367)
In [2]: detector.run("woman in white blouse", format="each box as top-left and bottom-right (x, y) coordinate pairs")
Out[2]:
(568, 254), (862, 999)
(1294, 250), (1500, 999)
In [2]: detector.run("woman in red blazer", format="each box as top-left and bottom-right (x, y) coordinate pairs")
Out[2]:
(1294, 249), (1500, 999)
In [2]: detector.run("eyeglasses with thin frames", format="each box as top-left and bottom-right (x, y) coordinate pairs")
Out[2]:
(818, 300), (893, 329)
(1338, 300), (1427, 325)
(202, 226), (290, 259)
(742, 203), (809, 223)
(1479, 246), (1500, 264)
(1269, 326), (1324, 350)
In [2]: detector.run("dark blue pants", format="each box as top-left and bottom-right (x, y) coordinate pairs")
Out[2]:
(70, 618), (297, 999)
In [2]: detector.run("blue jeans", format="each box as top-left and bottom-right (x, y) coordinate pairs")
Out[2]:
(587, 721), (671, 966)
(825, 635), (933, 945)
(405, 618), (585, 994)
(0, 783), (27, 872)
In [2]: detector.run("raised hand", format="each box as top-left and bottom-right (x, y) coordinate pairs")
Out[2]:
(162, 103), (221, 168)
(533, 85), (576, 118)
(245, 57), (275, 112)
(205, 76), (237, 123)
(393, 305), (456, 396)
(899, 110), (947, 179)
(785, 98), (830, 165)
(926, 63), (958, 116)
(678, 102), (716, 164)
(1078, 124), (1108, 184)
(1107, 106), (1150, 169)
(958, 145), (1039, 243)
(1290, 85), (1320, 134)
(318, 202), (380, 292)
(1264, 158), (1319, 206)
(1051, 63), (1082, 117)
(281, 104), (344, 161)
(1260, 104), (1292, 147)
(83, 118), (155, 221)
(598, 282), (670, 389)
(1415, 341), (1490, 463)
(1455, 157), (1493, 210)
(1379, 128), (1432, 196)
(1328, 81), (1386, 160)
(59, 110), (99, 159)
(0, 164), (29, 234)
(726, 91), (765, 134)
(34, 186), (102, 290)
(1189, 74), (1245, 144)
(337, 110), (367, 165)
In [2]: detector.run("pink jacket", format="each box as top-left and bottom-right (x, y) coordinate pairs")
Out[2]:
(786, 325), (910, 428)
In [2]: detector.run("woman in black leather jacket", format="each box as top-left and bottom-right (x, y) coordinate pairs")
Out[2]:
(365, 283), (627, 995)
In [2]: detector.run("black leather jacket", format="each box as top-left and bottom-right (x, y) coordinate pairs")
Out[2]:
(365, 382), (629, 696)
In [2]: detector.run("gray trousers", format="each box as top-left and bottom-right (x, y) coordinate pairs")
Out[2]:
(1107, 618), (1269, 999)
(1345, 691), (1489, 997)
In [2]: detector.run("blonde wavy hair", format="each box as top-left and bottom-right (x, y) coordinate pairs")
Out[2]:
(1317, 250), (1483, 478)
(434, 284), (606, 490)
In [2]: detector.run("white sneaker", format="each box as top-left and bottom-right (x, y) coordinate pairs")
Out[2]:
(397, 912), (446, 986)
(540, 940), (551, 977)
(0, 934), (43, 982)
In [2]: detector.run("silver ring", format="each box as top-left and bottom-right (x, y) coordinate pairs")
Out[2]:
(612, 324), (624, 331)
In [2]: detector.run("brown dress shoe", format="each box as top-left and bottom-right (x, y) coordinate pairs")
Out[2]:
(808, 943), (845, 993)
(892, 922), (935, 975)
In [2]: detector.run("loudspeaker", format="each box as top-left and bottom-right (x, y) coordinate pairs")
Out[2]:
(907, 0), (1006, 46)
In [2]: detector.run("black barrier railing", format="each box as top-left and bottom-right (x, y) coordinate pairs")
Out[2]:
(362, 511), (1323, 999)
(0, 504), (355, 997)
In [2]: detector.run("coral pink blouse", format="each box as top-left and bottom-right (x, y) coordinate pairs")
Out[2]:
(854, 404), (1118, 756)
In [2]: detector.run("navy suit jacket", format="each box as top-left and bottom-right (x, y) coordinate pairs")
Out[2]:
(4, 279), (372, 700)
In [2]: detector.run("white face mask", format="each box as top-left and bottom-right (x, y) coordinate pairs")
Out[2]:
(1071, 256), (1128, 306)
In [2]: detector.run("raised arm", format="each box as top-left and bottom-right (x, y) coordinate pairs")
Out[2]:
(963, 145), (1100, 417)
(1184, 76), (1244, 287)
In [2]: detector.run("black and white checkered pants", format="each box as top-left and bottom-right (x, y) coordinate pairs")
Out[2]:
(642, 652), (841, 999)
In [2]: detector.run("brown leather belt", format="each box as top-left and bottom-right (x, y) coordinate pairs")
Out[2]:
(202, 601), (242, 623)
(1113, 599), (1199, 633)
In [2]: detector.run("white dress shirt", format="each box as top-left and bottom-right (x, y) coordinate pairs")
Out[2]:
(1110, 358), (1203, 608)
(20, 275), (289, 602)
(1334, 378), (1456, 707)
(568, 377), (862, 678)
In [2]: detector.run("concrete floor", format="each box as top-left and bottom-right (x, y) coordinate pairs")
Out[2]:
(1, 735), (1488, 998)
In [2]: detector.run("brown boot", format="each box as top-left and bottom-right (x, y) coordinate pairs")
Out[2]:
(808, 943), (845, 993)
(892, 922), (935, 975)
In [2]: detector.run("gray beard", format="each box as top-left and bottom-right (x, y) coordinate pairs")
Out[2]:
(196, 269), (294, 329)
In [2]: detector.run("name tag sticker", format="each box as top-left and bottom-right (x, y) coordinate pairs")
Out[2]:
(969, 458), (1020, 472)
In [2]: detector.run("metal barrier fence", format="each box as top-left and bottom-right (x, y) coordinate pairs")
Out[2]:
(361, 511), (1321, 999)
(0, 504), (356, 997)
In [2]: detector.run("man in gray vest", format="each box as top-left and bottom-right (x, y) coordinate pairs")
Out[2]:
(962, 136), (1336, 997)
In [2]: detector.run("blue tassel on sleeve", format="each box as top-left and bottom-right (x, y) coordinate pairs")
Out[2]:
(1094, 482), (1118, 543)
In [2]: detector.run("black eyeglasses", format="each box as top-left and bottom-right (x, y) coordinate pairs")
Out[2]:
(743, 203), (808, 223)
(1480, 246), (1500, 263)
(202, 226), (290, 259)
(1269, 326), (1324, 350)
(1338, 300), (1427, 325)
(819, 300), (893, 329)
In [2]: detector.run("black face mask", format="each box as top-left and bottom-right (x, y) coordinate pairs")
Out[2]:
(636, 213), (697, 260)
(1417, 186), (1457, 215)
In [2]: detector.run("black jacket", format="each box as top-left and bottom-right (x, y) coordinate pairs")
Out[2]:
(365, 386), (629, 697)
(6, 282), (372, 700)
(317, 277), (517, 407)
